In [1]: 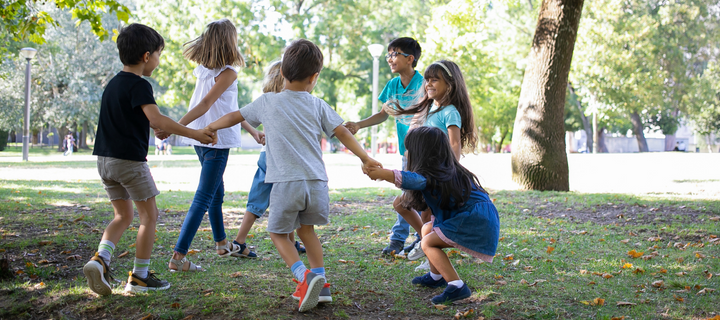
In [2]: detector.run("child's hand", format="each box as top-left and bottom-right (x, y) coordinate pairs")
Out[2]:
(252, 131), (266, 145)
(344, 122), (360, 135)
(154, 129), (170, 140)
(196, 128), (215, 145)
(361, 157), (383, 174)
(366, 166), (387, 181)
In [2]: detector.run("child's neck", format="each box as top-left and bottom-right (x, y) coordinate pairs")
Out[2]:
(284, 80), (313, 93)
(122, 64), (145, 77)
(398, 68), (415, 88)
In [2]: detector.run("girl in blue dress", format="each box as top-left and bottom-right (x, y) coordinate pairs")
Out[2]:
(367, 126), (499, 304)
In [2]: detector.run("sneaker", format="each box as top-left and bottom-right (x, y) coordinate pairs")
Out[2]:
(231, 240), (257, 258)
(124, 271), (171, 293)
(382, 240), (404, 256)
(412, 272), (447, 288)
(293, 282), (332, 303)
(407, 240), (425, 261)
(83, 252), (114, 296)
(291, 270), (325, 312)
(295, 241), (306, 254)
(415, 259), (431, 272)
(403, 237), (420, 254)
(431, 283), (472, 304)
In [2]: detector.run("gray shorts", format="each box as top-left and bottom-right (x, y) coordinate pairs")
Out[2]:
(267, 180), (329, 234)
(97, 156), (160, 201)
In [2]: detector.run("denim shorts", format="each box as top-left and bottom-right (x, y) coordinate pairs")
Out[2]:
(97, 156), (160, 201)
(267, 180), (329, 234)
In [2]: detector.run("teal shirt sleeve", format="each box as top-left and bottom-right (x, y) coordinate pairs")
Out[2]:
(443, 105), (462, 129)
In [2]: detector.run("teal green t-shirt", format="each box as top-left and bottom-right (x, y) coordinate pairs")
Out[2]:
(378, 70), (424, 155)
(424, 103), (462, 135)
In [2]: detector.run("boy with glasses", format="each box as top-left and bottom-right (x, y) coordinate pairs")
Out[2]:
(344, 37), (424, 257)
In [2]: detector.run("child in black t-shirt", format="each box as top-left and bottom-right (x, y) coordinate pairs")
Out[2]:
(84, 23), (214, 296)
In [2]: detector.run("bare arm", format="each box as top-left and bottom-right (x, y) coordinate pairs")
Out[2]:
(344, 108), (389, 134)
(206, 110), (245, 132)
(448, 125), (461, 159)
(178, 69), (237, 126)
(366, 167), (394, 183)
(141, 104), (213, 144)
(241, 121), (265, 145)
(333, 125), (383, 171)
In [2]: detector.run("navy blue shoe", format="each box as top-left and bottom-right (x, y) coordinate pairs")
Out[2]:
(411, 273), (447, 288)
(295, 241), (306, 254)
(431, 283), (472, 304)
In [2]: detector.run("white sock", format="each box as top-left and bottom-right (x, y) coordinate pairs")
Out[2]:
(97, 240), (115, 264)
(133, 258), (150, 279)
(430, 272), (443, 281)
(448, 279), (464, 288)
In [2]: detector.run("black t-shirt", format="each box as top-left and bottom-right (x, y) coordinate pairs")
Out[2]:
(93, 71), (157, 162)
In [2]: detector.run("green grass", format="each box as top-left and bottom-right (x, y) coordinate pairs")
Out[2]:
(0, 178), (718, 318)
(0, 144), (260, 158)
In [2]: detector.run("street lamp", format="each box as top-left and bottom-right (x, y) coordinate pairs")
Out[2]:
(368, 43), (384, 158)
(20, 48), (37, 161)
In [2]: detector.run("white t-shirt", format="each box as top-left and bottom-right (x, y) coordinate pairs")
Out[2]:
(240, 90), (344, 183)
(182, 65), (242, 149)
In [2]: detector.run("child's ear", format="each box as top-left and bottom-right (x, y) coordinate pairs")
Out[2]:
(142, 51), (150, 63)
(310, 72), (320, 83)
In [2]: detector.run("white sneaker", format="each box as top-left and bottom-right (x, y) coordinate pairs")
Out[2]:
(415, 259), (430, 271)
(407, 241), (425, 261)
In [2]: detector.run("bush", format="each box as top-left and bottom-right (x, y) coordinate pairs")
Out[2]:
(0, 131), (8, 151)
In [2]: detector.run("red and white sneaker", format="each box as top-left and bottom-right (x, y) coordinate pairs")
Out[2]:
(294, 281), (332, 303)
(291, 270), (325, 312)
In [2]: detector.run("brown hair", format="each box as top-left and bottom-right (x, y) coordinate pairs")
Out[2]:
(282, 39), (323, 82)
(262, 61), (284, 93)
(183, 19), (245, 69)
(386, 60), (478, 154)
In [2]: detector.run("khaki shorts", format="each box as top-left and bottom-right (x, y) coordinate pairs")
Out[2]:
(267, 180), (329, 234)
(97, 156), (160, 201)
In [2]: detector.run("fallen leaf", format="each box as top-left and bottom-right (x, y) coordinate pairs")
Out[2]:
(616, 301), (636, 307)
(519, 279), (528, 285)
(593, 298), (605, 306)
(503, 254), (514, 261)
(117, 251), (129, 258)
(434, 304), (448, 310)
(580, 269), (588, 274)
(588, 281), (596, 285)
(229, 271), (242, 278)
(673, 294), (684, 302)
(38, 240), (52, 246)
(129, 243), (136, 248)
(622, 263), (633, 269)
(633, 268), (645, 274)
(709, 216), (720, 221)
(66, 255), (81, 261)
(620, 239), (630, 244)
(659, 268), (667, 273)
(73, 215), (85, 222)
(547, 246), (555, 254)
(652, 280), (665, 288)
(697, 288), (715, 295)
(675, 272), (687, 276)
(186, 249), (201, 255)
(628, 250), (644, 258)
(171, 303), (180, 308)
(602, 273), (614, 279)
(696, 252), (707, 259)
(611, 317), (626, 320)
(496, 280), (507, 285)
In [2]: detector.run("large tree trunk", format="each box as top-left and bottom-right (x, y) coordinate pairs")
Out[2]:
(629, 111), (649, 152)
(567, 83), (592, 152)
(510, 0), (584, 191)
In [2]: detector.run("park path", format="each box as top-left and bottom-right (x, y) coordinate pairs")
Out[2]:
(1, 153), (718, 198)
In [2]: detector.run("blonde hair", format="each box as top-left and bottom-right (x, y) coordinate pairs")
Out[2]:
(183, 19), (245, 69)
(262, 61), (284, 93)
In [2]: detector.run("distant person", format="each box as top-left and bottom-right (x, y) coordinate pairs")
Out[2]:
(154, 136), (165, 155)
(63, 133), (76, 156)
(367, 126), (499, 304)
(163, 139), (172, 155)
(673, 142), (680, 151)
(83, 23), (214, 296)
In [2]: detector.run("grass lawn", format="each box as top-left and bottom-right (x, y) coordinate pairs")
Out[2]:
(0, 155), (718, 319)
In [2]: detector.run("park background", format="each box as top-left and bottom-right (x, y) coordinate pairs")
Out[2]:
(1, 0), (720, 319)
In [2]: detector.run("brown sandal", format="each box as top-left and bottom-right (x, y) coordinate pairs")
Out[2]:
(168, 257), (204, 272)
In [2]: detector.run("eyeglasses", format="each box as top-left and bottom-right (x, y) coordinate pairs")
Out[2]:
(385, 51), (411, 60)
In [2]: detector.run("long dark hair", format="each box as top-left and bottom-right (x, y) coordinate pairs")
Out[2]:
(402, 126), (486, 212)
(386, 60), (478, 154)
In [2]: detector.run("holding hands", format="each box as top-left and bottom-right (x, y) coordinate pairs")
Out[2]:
(195, 128), (215, 145)
(344, 122), (360, 135)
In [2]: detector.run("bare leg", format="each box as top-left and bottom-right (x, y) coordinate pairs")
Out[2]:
(289, 232), (295, 243)
(421, 225), (458, 282)
(393, 195), (423, 235)
(132, 197), (159, 260)
(101, 199), (135, 245)
(420, 208), (432, 224)
(296, 225), (322, 268)
(234, 211), (257, 244)
(270, 232), (300, 268)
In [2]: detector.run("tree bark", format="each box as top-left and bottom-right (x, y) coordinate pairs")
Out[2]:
(80, 121), (89, 149)
(629, 111), (649, 152)
(596, 126), (608, 153)
(57, 126), (68, 152)
(510, 0), (584, 191)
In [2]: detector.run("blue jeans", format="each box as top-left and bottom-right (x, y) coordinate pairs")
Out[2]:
(174, 146), (229, 255)
(390, 156), (417, 242)
(246, 151), (272, 217)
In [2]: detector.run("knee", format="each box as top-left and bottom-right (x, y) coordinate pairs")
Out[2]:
(139, 209), (158, 225)
(393, 196), (405, 211)
(421, 223), (432, 237)
(421, 237), (432, 251)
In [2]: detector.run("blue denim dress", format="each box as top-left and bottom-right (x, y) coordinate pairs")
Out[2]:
(398, 171), (500, 260)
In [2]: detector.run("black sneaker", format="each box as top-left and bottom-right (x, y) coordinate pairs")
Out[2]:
(83, 252), (114, 296)
(295, 241), (306, 254)
(124, 271), (170, 293)
(382, 240), (404, 256)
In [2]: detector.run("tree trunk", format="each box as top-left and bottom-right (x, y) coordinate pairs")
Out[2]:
(664, 134), (676, 151)
(510, 0), (584, 191)
(629, 111), (649, 152)
(596, 126), (608, 153)
(567, 83), (592, 152)
(80, 121), (89, 149)
(57, 126), (68, 152)
(495, 128), (509, 153)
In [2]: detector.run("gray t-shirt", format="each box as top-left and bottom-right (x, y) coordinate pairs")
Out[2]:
(240, 90), (344, 183)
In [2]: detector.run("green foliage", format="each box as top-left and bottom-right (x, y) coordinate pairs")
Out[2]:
(685, 61), (720, 136)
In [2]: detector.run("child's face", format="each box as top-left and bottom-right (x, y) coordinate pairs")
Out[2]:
(142, 49), (162, 77)
(425, 76), (448, 102)
(386, 48), (413, 73)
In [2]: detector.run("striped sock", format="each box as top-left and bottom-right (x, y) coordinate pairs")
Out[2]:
(291, 261), (307, 282)
(97, 240), (115, 264)
(310, 267), (326, 280)
(133, 258), (150, 279)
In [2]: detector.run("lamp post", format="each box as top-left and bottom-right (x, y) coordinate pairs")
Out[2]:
(20, 48), (37, 161)
(368, 43), (384, 158)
